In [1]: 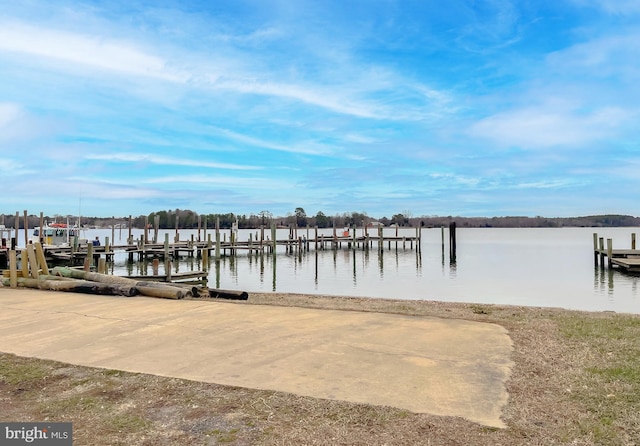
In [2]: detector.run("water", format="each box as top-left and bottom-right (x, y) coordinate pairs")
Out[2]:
(12, 226), (640, 314)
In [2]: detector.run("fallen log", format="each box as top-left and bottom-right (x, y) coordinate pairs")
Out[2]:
(52, 267), (138, 286)
(3, 277), (138, 297)
(135, 281), (199, 297)
(136, 285), (188, 300)
(208, 288), (249, 300)
(52, 267), (191, 299)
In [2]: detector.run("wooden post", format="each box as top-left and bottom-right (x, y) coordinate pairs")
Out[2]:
(449, 222), (457, 262)
(166, 261), (172, 282)
(128, 215), (133, 245)
(98, 257), (106, 274)
(197, 214), (202, 242)
(154, 215), (160, 244)
(203, 215), (208, 242)
(34, 242), (49, 276)
(144, 216), (149, 244)
(111, 221), (115, 247)
(202, 245), (208, 272)
(26, 244), (39, 278)
(20, 249), (28, 278)
(632, 233), (636, 250)
(105, 236), (110, 255)
(593, 232), (599, 266)
(352, 225), (356, 250)
(153, 258), (159, 276)
(164, 233), (170, 260)
(9, 250), (18, 288)
(14, 212), (19, 246)
(599, 237), (605, 266)
(271, 224), (276, 254)
(23, 210), (28, 248)
(215, 218), (221, 260)
(174, 214), (180, 242)
(607, 238), (613, 268)
(39, 212), (44, 244)
(87, 241), (94, 267)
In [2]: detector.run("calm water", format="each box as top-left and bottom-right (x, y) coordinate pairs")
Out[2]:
(15, 226), (640, 314)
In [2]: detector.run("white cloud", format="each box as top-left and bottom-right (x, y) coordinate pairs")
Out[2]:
(0, 102), (24, 128)
(0, 21), (188, 82)
(469, 106), (630, 149)
(85, 153), (261, 170)
(573, 0), (640, 14)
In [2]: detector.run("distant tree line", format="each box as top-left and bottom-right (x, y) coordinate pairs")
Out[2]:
(1, 211), (639, 230)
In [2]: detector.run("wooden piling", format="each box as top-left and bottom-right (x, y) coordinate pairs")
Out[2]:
(34, 242), (49, 276)
(21, 249), (28, 278)
(128, 215), (133, 245)
(98, 257), (106, 274)
(607, 238), (613, 268)
(26, 244), (39, 278)
(23, 210), (28, 248)
(14, 212), (19, 246)
(9, 250), (17, 288)
(449, 222), (457, 262)
(215, 217), (221, 260)
(39, 212), (44, 244)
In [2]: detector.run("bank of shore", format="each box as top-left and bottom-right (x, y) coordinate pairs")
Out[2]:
(1, 289), (639, 445)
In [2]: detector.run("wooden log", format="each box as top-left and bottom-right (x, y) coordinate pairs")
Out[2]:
(27, 244), (39, 278)
(98, 257), (106, 274)
(52, 266), (138, 286)
(3, 277), (138, 296)
(34, 242), (49, 276)
(208, 288), (249, 300)
(135, 281), (197, 297)
(20, 250), (29, 278)
(136, 285), (185, 300)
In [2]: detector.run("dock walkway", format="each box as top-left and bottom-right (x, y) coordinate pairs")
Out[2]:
(593, 232), (640, 272)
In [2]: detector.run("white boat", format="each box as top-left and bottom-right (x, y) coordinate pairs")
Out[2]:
(32, 221), (83, 247)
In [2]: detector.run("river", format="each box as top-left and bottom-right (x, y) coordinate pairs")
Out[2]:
(12, 226), (640, 314)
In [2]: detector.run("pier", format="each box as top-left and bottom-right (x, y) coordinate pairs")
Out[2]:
(0, 211), (432, 282)
(593, 232), (640, 272)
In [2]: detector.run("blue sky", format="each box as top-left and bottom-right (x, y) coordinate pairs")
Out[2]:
(1, 0), (638, 219)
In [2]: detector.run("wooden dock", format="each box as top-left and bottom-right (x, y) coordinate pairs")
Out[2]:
(1, 223), (425, 273)
(593, 232), (640, 272)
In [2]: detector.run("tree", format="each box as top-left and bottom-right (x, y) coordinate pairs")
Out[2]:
(294, 207), (307, 227)
(258, 210), (272, 227)
(314, 211), (330, 228)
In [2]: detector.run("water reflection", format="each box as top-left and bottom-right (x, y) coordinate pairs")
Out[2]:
(83, 227), (640, 313)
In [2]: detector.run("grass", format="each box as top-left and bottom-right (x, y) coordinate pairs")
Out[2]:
(1, 292), (640, 445)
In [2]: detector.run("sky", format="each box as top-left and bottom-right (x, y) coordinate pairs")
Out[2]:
(1, 0), (639, 219)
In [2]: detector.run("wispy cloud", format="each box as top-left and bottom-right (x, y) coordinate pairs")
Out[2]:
(85, 153), (261, 170)
(1, 1), (639, 217)
(469, 106), (630, 149)
(0, 21), (187, 82)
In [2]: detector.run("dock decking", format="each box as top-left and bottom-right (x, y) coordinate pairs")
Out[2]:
(593, 232), (640, 272)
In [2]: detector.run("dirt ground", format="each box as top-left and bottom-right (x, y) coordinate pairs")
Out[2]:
(1, 291), (640, 445)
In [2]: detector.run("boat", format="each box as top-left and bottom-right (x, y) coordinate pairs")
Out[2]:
(32, 221), (83, 247)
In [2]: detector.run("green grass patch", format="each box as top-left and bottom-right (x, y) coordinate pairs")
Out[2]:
(0, 358), (49, 385)
(557, 314), (640, 443)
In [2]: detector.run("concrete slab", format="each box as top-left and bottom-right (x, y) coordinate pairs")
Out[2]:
(0, 288), (513, 427)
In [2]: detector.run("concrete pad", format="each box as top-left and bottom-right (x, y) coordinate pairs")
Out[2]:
(0, 288), (513, 427)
